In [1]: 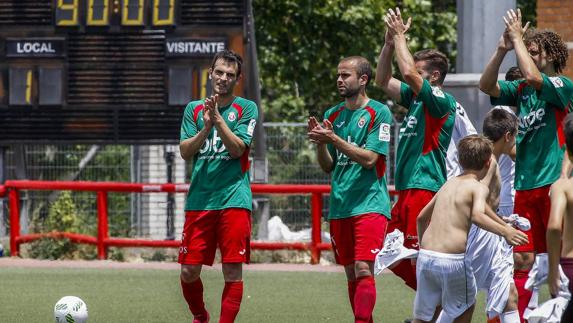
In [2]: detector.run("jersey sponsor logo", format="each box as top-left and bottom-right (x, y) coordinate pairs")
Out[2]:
(519, 108), (546, 131)
(335, 121), (345, 128)
(247, 119), (256, 136)
(549, 76), (564, 88)
(200, 129), (227, 154)
(358, 117), (366, 128)
(521, 94), (530, 101)
(432, 86), (445, 98)
(228, 111), (236, 121)
(336, 135), (363, 165)
(379, 123), (391, 142)
(405, 115), (417, 129)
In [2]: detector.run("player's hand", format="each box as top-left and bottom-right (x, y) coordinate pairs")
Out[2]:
(503, 227), (529, 246)
(202, 107), (213, 129)
(308, 119), (335, 144)
(503, 9), (530, 44)
(497, 30), (514, 52)
(548, 273), (561, 297)
(384, 8), (412, 37)
(205, 95), (223, 126)
(307, 116), (323, 144)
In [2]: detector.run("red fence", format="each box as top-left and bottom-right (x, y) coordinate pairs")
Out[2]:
(3, 180), (396, 264)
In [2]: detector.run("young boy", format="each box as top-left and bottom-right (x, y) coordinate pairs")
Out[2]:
(414, 135), (528, 323)
(547, 114), (573, 321)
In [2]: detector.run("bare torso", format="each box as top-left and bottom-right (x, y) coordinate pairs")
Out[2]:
(481, 157), (501, 211)
(420, 176), (486, 254)
(561, 180), (573, 258)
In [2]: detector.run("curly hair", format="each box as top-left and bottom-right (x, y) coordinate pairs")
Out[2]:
(525, 29), (569, 73)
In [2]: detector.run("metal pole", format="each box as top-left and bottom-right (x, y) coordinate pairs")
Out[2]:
(164, 145), (175, 240)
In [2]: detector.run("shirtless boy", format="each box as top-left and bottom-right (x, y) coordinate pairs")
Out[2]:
(414, 135), (528, 323)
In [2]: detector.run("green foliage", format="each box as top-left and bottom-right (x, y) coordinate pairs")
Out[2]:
(518, 0), (537, 28)
(28, 191), (96, 260)
(253, 0), (457, 121)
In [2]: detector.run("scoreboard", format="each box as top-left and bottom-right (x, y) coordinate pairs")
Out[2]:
(0, 0), (249, 143)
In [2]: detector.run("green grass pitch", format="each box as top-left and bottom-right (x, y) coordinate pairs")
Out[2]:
(0, 266), (550, 322)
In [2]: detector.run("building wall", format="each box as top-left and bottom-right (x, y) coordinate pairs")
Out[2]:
(537, 0), (573, 78)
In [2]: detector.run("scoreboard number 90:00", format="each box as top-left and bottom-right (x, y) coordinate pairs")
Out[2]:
(56, 0), (175, 27)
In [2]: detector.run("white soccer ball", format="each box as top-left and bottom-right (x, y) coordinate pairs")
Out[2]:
(54, 296), (88, 323)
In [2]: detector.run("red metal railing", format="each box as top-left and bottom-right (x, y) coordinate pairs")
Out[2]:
(3, 180), (396, 264)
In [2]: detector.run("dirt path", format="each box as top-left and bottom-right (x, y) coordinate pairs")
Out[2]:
(0, 257), (344, 273)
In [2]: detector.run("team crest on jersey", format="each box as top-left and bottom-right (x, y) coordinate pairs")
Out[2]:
(358, 117), (366, 128)
(228, 112), (237, 121)
(549, 76), (564, 88)
(432, 86), (445, 98)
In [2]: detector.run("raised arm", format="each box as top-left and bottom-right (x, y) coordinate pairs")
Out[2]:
(375, 30), (402, 101)
(504, 9), (539, 89)
(547, 180), (567, 296)
(384, 8), (423, 94)
(479, 33), (510, 98)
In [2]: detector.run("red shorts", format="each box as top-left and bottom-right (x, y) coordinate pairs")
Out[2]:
(329, 213), (388, 266)
(513, 186), (551, 253)
(387, 189), (435, 250)
(178, 208), (251, 266)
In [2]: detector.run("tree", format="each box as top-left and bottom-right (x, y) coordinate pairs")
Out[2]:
(253, 0), (457, 121)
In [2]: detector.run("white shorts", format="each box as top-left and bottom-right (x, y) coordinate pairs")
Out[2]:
(467, 225), (514, 318)
(414, 249), (477, 321)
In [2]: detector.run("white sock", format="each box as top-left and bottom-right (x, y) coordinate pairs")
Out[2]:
(500, 310), (519, 323)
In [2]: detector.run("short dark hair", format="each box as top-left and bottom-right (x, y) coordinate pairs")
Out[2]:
(565, 114), (573, 155)
(340, 56), (373, 86)
(413, 49), (449, 84)
(210, 50), (243, 77)
(525, 29), (568, 74)
(458, 135), (493, 171)
(505, 66), (523, 81)
(483, 109), (518, 142)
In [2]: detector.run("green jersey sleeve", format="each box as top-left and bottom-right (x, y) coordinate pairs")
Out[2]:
(234, 101), (259, 146)
(180, 102), (199, 141)
(399, 82), (414, 108)
(365, 106), (392, 156)
(416, 79), (454, 118)
(490, 80), (520, 106)
(539, 74), (573, 110)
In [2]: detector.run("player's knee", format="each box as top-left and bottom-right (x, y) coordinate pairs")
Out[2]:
(180, 265), (201, 283)
(354, 261), (373, 278)
(222, 263), (243, 282)
(513, 252), (534, 270)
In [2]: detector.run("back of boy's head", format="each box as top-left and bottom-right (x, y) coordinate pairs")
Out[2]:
(565, 114), (573, 155)
(458, 135), (493, 171)
(483, 109), (518, 142)
(505, 66), (523, 81)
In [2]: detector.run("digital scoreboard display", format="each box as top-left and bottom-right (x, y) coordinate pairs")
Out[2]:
(0, 0), (247, 143)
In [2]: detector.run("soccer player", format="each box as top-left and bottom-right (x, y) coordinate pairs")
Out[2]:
(308, 56), (392, 323)
(547, 114), (573, 321)
(178, 50), (259, 323)
(479, 9), (573, 320)
(375, 8), (457, 290)
(415, 135), (528, 323)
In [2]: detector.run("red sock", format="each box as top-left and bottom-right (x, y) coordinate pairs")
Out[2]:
(390, 260), (417, 290)
(220, 281), (243, 323)
(181, 278), (209, 322)
(348, 280), (357, 314)
(354, 276), (376, 323)
(514, 269), (532, 323)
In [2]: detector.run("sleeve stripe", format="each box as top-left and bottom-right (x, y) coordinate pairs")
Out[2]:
(192, 104), (204, 123)
(232, 102), (244, 119)
(364, 106), (376, 131)
(327, 106), (345, 123)
(517, 82), (527, 96)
